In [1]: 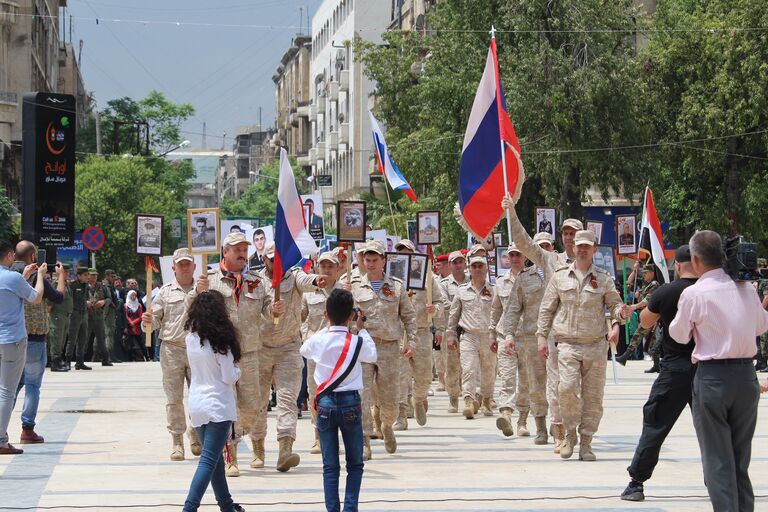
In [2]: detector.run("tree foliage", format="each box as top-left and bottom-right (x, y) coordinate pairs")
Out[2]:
(0, 187), (18, 240)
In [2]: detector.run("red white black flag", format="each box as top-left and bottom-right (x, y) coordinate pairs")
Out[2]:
(639, 187), (670, 283)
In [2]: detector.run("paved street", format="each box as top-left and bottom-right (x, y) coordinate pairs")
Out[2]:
(1, 361), (767, 511)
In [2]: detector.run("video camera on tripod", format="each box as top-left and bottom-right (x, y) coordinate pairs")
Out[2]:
(723, 235), (759, 281)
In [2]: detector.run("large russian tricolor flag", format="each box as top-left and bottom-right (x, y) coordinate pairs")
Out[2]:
(369, 111), (417, 201)
(273, 148), (318, 289)
(458, 35), (524, 239)
(638, 186), (670, 283)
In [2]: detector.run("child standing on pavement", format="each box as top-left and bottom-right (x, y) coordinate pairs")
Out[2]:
(300, 289), (377, 512)
(182, 290), (245, 512)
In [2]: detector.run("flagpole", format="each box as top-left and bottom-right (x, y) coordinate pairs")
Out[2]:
(489, 27), (514, 246)
(632, 182), (651, 300)
(382, 180), (400, 238)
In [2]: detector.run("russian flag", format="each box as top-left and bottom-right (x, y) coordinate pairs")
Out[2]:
(638, 187), (670, 283)
(458, 35), (524, 239)
(273, 148), (318, 289)
(369, 111), (417, 201)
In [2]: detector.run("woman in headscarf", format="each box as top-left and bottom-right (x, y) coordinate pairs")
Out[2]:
(123, 290), (146, 361)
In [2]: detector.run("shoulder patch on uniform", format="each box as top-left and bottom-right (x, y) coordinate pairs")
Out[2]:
(388, 276), (404, 285)
(554, 265), (570, 273)
(594, 267), (610, 276)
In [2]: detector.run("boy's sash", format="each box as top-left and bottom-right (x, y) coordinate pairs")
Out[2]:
(313, 332), (363, 410)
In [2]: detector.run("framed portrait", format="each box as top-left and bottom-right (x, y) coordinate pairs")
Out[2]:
(135, 214), (163, 256)
(408, 253), (428, 290)
(616, 215), (637, 255)
(187, 208), (220, 255)
(301, 193), (325, 240)
(337, 201), (367, 242)
(586, 220), (604, 245)
(416, 210), (441, 245)
(493, 232), (503, 249)
(495, 246), (513, 277)
(535, 207), (557, 240)
(594, 245), (617, 279)
(406, 219), (417, 244)
(385, 252), (410, 283)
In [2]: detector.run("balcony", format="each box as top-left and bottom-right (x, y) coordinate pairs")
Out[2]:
(329, 81), (339, 102)
(0, 1), (18, 26)
(339, 123), (349, 145)
(297, 104), (310, 118)
(309, 104), (317, 122)
(328, 131), (339, 151)
(297, 154), (310, 167)
(340, 70), (350, 92)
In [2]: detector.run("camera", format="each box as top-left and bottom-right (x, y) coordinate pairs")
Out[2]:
(723, 235), (758, 281)
(352, 307), (366, 322)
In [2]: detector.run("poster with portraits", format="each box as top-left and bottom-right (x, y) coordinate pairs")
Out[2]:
(616, 215), (637, 255)
(248, 225), (274, 270)
(594, 245), (617, 279)
(337, 201), (366, 242)
(416, 211), (440, 245)
(408, 253), (428, 290)
(536, 207), (556, 239)
(586, 221), (604, 244)
(301, 194), (325, 240)
(386, 252), (410, 282)
(187, 208), (220, 254)
(135, 214), (163, 256)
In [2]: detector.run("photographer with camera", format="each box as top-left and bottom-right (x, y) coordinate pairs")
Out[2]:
(670, 230), (768, 511)
(300, 289), (377, 512)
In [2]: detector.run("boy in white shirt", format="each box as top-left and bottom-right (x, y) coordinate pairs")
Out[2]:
(300, 289), (377, 512)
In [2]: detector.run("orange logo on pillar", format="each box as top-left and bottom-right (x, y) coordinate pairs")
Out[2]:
(45, 122), (66, 155)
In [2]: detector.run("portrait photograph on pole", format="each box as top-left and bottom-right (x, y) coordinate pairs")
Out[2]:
(407, 253), (428, 290)
(135, 214), (163, 256)
(416, 211), (441, 245)
(187, 207), (221, 254)
(616, 214), (637, 255)
(337, 200), (367, 242)
(385, 252), (410, 283)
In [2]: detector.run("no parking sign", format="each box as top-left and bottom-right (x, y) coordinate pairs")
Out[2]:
(82, 226), (105, 251)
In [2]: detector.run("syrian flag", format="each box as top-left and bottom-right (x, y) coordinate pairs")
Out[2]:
(638, 187), (670, 283)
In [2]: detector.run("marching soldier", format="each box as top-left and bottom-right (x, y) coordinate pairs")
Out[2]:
(300, 251), (343, 454)
(85, 269), (113, 366)
(503, 234), (553, 446)
(49, 264), (73, 372)
(438, 251), (469, 413)
(445, 255), (495, 419)
(489, 244), (529, 436)
(537, 230), (628, 461)
(188, 232), (283, 477)
(142, 248), (202, 462)
(67, 268), (92, 370)
(393, 240), (444, 430)
(350, 241), (418, 459)
(254, 242), (327, 472)
(616, 262), (661, 366)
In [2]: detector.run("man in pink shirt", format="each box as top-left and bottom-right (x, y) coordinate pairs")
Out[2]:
(670, 230), (768, 512)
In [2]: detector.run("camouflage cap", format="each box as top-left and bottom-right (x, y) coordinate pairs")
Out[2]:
(468, 244), (486, 256)
(395, 239), (416, 252)
(172, 248), (194, 263)
(104, 269), (116, 276)
(506, 243), (522, 255)
(222, 232), (251, 248)
(468, 255), (488, 266)
(76, 267), (89, 275)
(448, 250), (466, 263)
(561, 218), (584, 231)
(88, 268), (98, 275)
(574, 230), (596, 246)
(317, 252), (340, 265)
(642, 263), (656, 273)
(533, 231), (554, 246)
(363, 240), (386, 256)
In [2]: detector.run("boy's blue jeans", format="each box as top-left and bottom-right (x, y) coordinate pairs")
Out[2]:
(316, 390), (365, 512)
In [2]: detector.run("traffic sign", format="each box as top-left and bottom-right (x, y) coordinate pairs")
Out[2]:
(82, 226), (105, 251)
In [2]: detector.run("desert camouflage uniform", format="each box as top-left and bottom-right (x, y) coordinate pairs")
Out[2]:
(439, 273), (469, 404)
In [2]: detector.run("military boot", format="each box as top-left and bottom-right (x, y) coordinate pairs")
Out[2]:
(447, 396), (459, 413)
(251, 438), (265, 468)
(310, 429), (321, 454)
(473, 395), (481, 414)
(406, 398), (414, 419)
(463, 397), (475, 419)
(382, 425), (397, 454)
(579, 434), (596, 461)
(560, 429), (577, 459)
(225, 442), (240, 477)
(170, 434), (184, 461)
(188, 428), (202, 457)
(480, 396), (494, 416)
(275, 437), (300, 472)
(414, 398), (427, 426)
(436, 374), (446, 392)
(362, 436), (372, 461)
(393, 405), (408, 431)
(552, 424), (566, 454)
(495, 408), (514, 437)
(517, 410), (530, 436)
(372, 406), (383, 439)
(534, 416), (548, 445)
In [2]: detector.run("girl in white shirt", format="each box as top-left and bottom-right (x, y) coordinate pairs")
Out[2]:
(182, 290), (245, 512)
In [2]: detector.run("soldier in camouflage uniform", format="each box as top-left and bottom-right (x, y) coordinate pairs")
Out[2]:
(102, 270), (121, 363)
(48, 264), (73, 372)
(537, 230), (628, 461)
(446, 256), (495, 420)
(85, 269), (113, 366)
(301, 251), (343, 454)
(616, 264), (660, 366)
(255, 242), (326, 472)
(439, 251), (469, 413)
(351, 241), (418, 459)
(393, 240), (444, 431)
(67, 268), (92, 370)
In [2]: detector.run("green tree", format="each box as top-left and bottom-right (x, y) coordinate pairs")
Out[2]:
(76, 156), (186, 278)
(0, 186), (18, 240)
(643, 0), (768, 248)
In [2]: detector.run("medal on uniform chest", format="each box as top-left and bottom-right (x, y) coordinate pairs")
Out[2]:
(481, 288), (492, 298)
(589, 275), (598, 289)
(247, 279), (260, 293)
(382, 284), (394, 297)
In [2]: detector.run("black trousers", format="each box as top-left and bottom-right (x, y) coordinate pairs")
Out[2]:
(628, 362), (696, 482)
(692, 362), (759, 512)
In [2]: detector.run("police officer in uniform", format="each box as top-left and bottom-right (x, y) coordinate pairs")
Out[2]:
(48, 264), (72, 371)
(446, 255), (495, 419)
(67, 268), (92, 370)
(537, 230), (628, 460)
(85, 269), (113, 366)
(350, 241), (417, 459)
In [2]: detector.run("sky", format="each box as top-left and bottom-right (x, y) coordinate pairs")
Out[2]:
(66, 0), (320, 150)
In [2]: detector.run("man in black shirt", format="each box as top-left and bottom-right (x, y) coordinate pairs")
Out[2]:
(621, 245), (698, 502)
